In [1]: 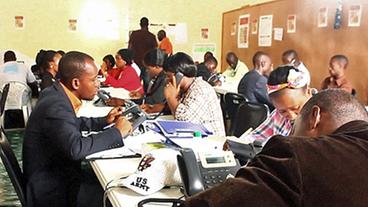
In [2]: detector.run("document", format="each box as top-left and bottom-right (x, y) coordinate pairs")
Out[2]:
(258, 15), (273, 47)
(85, 146), (139, 160)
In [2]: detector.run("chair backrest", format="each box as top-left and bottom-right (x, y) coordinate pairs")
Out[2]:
(0, 83), (10, 116)
(231, 102), (269, 137)
(224, 92), (247, 134)
(0, 127), (26, 206)
(4, 81), (32, 110)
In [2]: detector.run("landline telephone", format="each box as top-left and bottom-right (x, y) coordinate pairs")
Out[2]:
(121, 100), (147, 130)
(177, 148), (241, 197)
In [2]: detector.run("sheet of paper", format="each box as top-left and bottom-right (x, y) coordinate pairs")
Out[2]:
(237, 14), (250, 48)
(258, 15), (273, 47)
(274, 28), (283, 41)
(174, 23), (188, 44)
(86, 146), (137, 159)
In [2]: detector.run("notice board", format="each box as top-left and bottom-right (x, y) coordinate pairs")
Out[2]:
(222, 0), (368, 103)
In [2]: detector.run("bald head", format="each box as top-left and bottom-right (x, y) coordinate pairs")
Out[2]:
(282, 49), (300, 66)
(226, 52), (238, 69)
(293, 89), (368, 137)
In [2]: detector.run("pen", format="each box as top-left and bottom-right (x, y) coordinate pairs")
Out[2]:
(103, 123), (115, 130)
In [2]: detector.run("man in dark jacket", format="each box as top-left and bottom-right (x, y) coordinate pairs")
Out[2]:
(184, 89), (368, 207)
(23, 51), (132, 207)
(238, 51), (274, 110)
(129, 17), (158, 92)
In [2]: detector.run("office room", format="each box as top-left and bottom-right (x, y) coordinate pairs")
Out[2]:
(1, 0), (368, 206)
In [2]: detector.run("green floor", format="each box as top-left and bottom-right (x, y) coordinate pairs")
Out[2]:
(0, 129), (23, 207)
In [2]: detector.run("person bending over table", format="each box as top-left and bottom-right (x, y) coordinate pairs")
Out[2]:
(163, 52), (226, 136)
(23, 51), (133, 207)
(236, 65), (313, 146)
(106, 48), (169, 114)
(184, 89), (368, 207)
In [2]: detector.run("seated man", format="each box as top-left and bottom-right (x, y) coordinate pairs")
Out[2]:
(222, 52), (249, 83)
(23, 51), (132, 207)
(282, 49), (311, 85)
(184, 89), (368, 207)
(196, 56), (221, 86)
(321, 54), (353, 94)
(0, 50), (37, 90)
(237, 51), (274, 110)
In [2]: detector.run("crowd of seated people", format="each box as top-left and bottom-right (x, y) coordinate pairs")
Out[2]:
(1, 17), (366, 206)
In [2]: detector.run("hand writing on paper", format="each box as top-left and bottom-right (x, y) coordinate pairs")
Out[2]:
(106, 106), (123, 124)
(114, 116), (133, 138)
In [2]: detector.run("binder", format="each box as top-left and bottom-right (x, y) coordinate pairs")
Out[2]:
(145, 120), (213, 138)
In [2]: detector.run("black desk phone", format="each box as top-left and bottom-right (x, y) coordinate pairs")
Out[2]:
(177, 148), (240, 197)
(122, 100), (147, 130)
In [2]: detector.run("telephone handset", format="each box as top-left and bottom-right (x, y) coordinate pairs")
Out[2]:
(121, 101), (147, 130)
(177, 148), (240, 197)
(97, 90), (111, 101)
(175, 72), (184, 87)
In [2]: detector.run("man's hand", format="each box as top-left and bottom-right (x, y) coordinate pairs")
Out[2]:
(114, 116), (133, 138)
(141, 103), (165, 113)
(129, 90), (143, 99)
(223, 140), (230, 151)
(105, 98), (125, 107)
(106, 106), (123, 124)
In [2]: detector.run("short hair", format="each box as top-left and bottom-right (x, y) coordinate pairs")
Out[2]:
(282, 49), (298, 59)
(157, 30), (166, 37)
(252, 51), (268, 67)
(163, 52), (197, 77)
(117, 49), (133, 65)
(4, 50), (16, 62)
(300, 89), (368, 124)
(59, 51), (94, 84)
(103, 54), (115, 68)
(205, 56), (218, 66)
(140, 17), (149, 27)
(40, 50), (57, 70)
(330, 55), (349, 69)
(226, 52), (237, 60)
(143, 48), (167, 67)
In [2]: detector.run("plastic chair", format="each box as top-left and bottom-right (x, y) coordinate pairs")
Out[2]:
(231, 102), (269, 137)
(224, 92), (247, 135)
(0, 126), (26, 206)
(2, 81), (32, 127)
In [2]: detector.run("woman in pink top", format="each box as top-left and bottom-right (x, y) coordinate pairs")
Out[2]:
(104, 49), (144, 94)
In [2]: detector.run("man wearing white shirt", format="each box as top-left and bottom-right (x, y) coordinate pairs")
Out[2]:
(0, 50), (37, 88)
(222, 52), (249, 83)
(282, 49), (311, 85)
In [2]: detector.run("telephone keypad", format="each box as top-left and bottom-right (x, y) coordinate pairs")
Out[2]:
(201, 167), (233, 189)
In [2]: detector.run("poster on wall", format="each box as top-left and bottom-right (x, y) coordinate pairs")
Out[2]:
(251, 19), (258, 34)
(287, 15), (296, 33)
(192, 43), (216, 63)
(318, 7), (328, 27)
(348, 5), (362, 27)
(68, 19), (77, 32)
(274, 28), (283, 41)
(201, 28), (209, 40)
(231, 22), (236, 36)
(258, 15), (273, 47)
(15, 16), (24, 29)
(237, 14), (250, 48)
